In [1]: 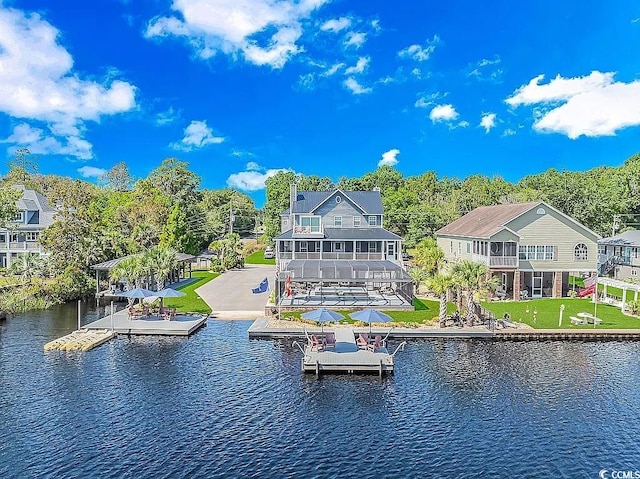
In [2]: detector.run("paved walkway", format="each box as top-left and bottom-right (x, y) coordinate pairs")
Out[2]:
(195, 264), (274, 319)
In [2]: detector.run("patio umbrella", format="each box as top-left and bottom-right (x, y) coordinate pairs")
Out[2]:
(154, 288), (186, 309)
(121, 287), (156, 305)
(301, 308), (344, 332)
(349, 308), (393, 334)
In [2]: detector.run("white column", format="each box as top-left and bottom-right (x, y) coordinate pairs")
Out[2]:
(622, 288), (627, 311)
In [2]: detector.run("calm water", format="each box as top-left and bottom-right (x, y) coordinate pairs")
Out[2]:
(1, 302), (640, 478)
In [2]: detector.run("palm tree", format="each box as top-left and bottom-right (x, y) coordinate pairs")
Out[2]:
(427, 273), (453, 322)
(451, 260), (501, 323)
(149, 246), (178, 289)
(9, 253), (41, 284)
(409, 266), (428, 295)
(110, 256), (139, 290)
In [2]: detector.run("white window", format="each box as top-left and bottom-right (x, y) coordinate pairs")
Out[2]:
(334, 216), (342, 227)
(545, 246), (554, 260)
(574, 243), (588, 261)
(300, 242), (308, 252)
(9, 233), (19, 243)
(369, 241), (377, 253)
(0, 234), (5, 243)
(466, 243), (470, 254)
(368, 216), (377, 226)
(353, 216), (361, 227)
(520, 245), (554, 260)
(335, 242), (344, 252)
(335, 195), (341, 203)
(632, 269), (637, 276)
(25, 232), (39, 242)
(283, 218), (289, 227)
(598, 244), (605, 255)
(14, 211), (24, 222)
(298, 216), (321, 233)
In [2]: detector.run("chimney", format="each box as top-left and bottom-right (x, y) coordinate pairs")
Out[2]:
(289, 183), (297, 215)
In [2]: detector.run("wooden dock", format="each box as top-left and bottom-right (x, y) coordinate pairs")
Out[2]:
(84, 309), (207, 336)
(44, 329), (116, 352)
(297, 328), (400, 376)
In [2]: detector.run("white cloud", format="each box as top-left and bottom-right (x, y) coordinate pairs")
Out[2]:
(320, 17), (351, 33)
(479, 113), (497, 133)
(415, 92), (447, 108)
(398, 35), (440, 62)
(506, 71), (640, 138)
(344, 31), (366, 48)
(458, 120), (470, 128)
(321, 62), (345, 76)
(378, 148), (399, 167)
(170, 120), (224, 151)
(429, 104), (458, 122)
(467, 56), (503, 82)
(632, 17), (640, 24)
(145, 0), (329, 68)
(502, 128), (516, 137)
(156, 106), (180, 125)
(344, 77), (372, 95)
(0, 6), (137, 159)
(344, 56), (369, 75)
(1, 123), (93, 159)
(77, 165), (107, 178)
(226, 164), (292, 191)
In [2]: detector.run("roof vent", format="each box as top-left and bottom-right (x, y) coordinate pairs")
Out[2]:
(536, 207), (545, 215)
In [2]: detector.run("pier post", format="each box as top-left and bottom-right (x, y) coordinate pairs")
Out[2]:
(77, 300), (81, 330)
(110, 301), (114, 332)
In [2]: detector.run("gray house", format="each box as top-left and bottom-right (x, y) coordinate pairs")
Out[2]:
(274, 185), (413, 309)
(436, 201), (600, 300)
(598, 230), (640, 280)
(0, 185), (57, 268)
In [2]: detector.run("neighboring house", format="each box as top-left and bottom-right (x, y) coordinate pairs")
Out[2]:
(435, 201), (600, 300)
(0, 185), (57, 269)
(274, 185), (413, 309)
(598, 230), (640, 280)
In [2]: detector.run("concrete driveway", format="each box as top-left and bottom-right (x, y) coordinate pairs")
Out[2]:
(195, 264), (274, 319)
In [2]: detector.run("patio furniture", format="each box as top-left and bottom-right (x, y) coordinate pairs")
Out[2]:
(570, 316), (587, 325)
(356, 333), (369, 349)
(309, 335), (323, 351)
(519, 290), (529, 300)
(367, 335), (383, 353)
(324, 332), (336, 349)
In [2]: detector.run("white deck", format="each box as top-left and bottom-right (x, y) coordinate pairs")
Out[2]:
(301, 328), (395, 375)
(84, 309), (207, 336)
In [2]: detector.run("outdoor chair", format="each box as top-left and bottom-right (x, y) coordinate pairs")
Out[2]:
(367, 335), (383, 353)
(356, 333), (369, 349)
(310, 335), (323, 351)
(324, 332), (336, 349)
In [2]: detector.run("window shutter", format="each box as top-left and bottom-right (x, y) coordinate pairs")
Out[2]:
(553, 246), (558, 261)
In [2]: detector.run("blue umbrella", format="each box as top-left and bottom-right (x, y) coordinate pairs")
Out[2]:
(121, 287), (156, 305)
(349, 308), (393, 333)
(154, 288), (186, 310)
(302, 308), (344, 332)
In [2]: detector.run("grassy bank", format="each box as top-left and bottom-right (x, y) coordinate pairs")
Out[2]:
(278, 298), (456, 326)
(482, 298), (640, 329)
(245, 251), (276, 265)
(164, 270), (219, 314)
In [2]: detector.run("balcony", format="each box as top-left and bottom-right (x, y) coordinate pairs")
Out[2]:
(354, 253), (384, 260)
(1, 242), (42, 252)
(489, 256), (518, 268)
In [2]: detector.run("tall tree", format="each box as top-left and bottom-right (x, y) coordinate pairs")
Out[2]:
(100, 162), (133, 191)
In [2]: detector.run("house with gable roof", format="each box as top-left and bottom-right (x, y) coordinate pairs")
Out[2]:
(435, 201), (600, 300)
(0, 185), (57, 269)
(273, 185), (413, 309)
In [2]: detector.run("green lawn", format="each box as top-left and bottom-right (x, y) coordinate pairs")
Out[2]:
(482, 298), (640, 329)
(245, 250), (276, 265)
(163, 271), (219, 314)
(278, 298), (456, 325)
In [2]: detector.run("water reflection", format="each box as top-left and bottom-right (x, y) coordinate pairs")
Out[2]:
(1, 309), (640, 478)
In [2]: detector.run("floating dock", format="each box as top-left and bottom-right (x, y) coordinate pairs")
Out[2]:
(296, 328), (403, 376)
(44, 329), (116, 352)
(84, 309), (207, 336)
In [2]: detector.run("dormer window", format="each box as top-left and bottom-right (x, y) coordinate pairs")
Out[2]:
(14, 211), (24, 222)
(368, 216), (377, 227)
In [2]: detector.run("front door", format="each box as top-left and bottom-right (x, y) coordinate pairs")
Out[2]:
(532, 272), (543, 298)
(387, 242), (396, 261)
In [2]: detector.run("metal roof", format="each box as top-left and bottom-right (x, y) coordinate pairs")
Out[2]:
(90, 252), (195, 271)
(274, 227), (401, 241)
(280, 259), (412, 282)
(599, 230), (640, 246)
(282, 190), (384, 215)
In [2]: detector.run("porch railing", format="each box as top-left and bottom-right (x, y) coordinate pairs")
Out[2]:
(489, 256), (518, 268)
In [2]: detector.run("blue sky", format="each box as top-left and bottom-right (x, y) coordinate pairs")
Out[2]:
(1, 0), (639, 206)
